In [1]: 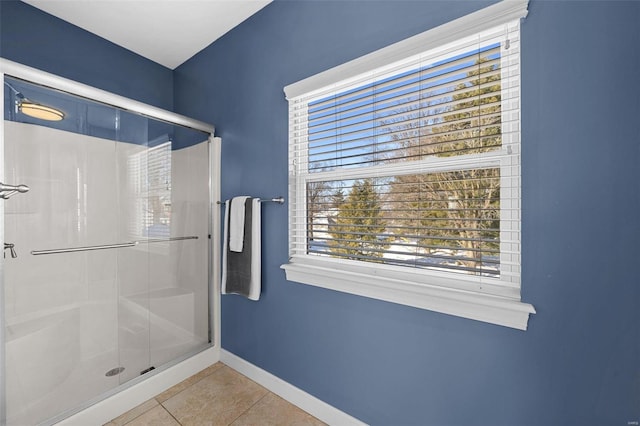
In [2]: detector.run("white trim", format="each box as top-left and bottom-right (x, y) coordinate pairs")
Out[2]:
(0, 58), (215, 134)
(284, 0), (528, 99)
(282, 260), (535, 331)
(286, 255), (521, 298)
(304, 151), (506, 183)
(58, 347), (220, 426)
(210, 137), (222, 347)
(220, 350), (367, 426)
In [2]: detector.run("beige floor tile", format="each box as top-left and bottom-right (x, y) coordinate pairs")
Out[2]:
(125, 405), (181, 426)
(156, 362), (225, 403)
(230, 393), (326, 426)
(104, 398), (159, 426)
(161, 365), (268, 426)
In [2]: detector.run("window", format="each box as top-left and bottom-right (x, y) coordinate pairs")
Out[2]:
(128, 138), (172, 241)
(283, 0), (534, 330)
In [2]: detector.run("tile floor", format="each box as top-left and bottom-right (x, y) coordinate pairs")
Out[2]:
(104, 362), (326, 426)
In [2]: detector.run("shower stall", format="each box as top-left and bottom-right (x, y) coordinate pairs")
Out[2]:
(0, 59), (220, 425)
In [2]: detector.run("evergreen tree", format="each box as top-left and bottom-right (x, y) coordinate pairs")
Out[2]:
(306, 181), (330, 240)
(331, 187), (345, 209)
(328, 179), (389, 261)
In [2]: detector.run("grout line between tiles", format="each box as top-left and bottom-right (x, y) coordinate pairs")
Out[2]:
(114, 399), (159, 426)
(226, 390), (271, 426)
(162, 404), (183, 426)
(156, 363), (223, 405)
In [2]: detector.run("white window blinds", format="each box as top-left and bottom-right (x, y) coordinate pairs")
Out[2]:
(288, 20), (521, 286)
(128, 140), (172, 239)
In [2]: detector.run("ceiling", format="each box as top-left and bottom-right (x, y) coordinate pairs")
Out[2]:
(22, 0), (272, 70)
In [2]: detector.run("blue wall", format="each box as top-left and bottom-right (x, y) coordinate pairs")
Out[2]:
(0, 1), (173, 110)
(175, 1), (640, 425)
(2, 0), (638, 424)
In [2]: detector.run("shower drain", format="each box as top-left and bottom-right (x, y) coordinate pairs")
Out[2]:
(105, 367), (125, 377)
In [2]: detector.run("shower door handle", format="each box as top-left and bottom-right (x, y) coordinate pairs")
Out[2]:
(0, 182), (30, 199)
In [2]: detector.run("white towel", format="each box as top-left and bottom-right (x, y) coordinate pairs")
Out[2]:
(249, 197), (261, 300)
(222, 197), (261, 301)
(229, 196), (249, 252)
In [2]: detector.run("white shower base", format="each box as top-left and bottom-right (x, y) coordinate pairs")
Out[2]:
(60, 346), (219, 426)
(5, 290), (208, 426)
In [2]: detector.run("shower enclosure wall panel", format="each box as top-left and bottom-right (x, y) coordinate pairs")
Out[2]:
(4, 121), (120, 319)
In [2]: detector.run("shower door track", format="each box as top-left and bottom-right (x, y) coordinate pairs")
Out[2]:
(0, 59), (214, 135)
(31, 236), (199, 255)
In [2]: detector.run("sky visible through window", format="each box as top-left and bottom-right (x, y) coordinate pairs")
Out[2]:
(307, 43), (501, 172)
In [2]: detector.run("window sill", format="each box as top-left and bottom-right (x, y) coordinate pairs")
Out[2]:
(281, 257), (535, 331)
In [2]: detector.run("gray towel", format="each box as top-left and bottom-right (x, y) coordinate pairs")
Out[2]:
(221, 197), (261, 300)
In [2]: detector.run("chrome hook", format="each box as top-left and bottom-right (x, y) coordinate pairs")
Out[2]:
(4, 243), (17, 258)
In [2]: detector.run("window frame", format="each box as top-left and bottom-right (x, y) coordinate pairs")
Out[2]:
(282, 0), (535, 330)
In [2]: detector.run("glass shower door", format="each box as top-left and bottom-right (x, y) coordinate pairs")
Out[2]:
(115, 127), (211, 383)
(2, 76), (211, 425)
(2, 117), (125, 425)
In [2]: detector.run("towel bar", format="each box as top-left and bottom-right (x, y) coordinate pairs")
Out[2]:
(217, 196), (284, 205)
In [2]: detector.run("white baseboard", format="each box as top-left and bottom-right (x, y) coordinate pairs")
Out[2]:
(58, 346), (220, 426)
(220, 349), (366, 426)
